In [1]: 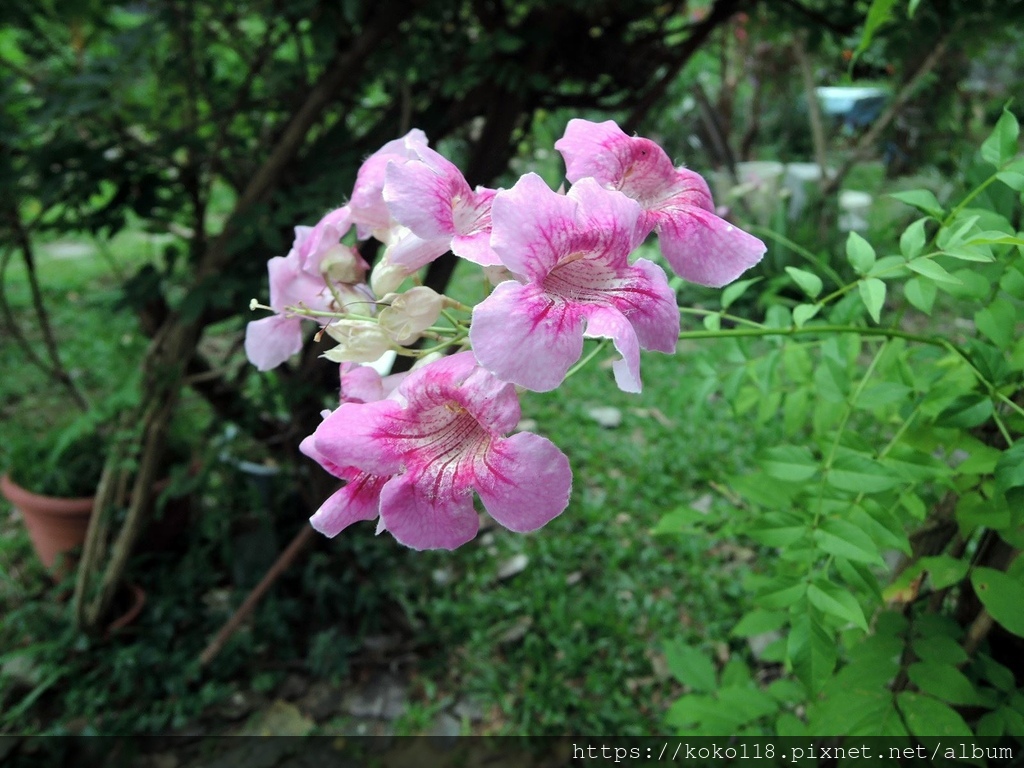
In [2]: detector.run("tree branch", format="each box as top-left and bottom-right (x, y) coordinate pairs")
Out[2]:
(624, 0), (748, 132)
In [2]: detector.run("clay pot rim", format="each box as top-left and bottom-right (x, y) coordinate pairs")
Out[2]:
(1, 473), (94, 516)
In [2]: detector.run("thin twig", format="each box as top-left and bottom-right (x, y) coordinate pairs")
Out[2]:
(6, 210), (90, 411)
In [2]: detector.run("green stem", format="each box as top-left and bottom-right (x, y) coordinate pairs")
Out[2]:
(679, 306), (766, 329)
(944, 174), (999, 227)
(565, 340), (609, 380)
(746, 225), (845, 287)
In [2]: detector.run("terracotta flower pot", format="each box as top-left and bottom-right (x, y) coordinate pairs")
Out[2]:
(1, 473), (93, 573)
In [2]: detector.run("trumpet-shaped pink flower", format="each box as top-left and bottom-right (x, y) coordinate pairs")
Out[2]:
(469, 173), (679, 393)
(555, 119), (765, 288)
(384, 145), (500, 266)
(349, 129), (430, 240)
(245, 214), (376, 371)
(245, 237), (334, 371)
(295, 205), (357, 277)
(309, 352), (572, 550)
(300, 363), (405, 537)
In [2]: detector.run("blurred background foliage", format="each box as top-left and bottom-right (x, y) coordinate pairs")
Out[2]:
(1, 0), (1023, 739)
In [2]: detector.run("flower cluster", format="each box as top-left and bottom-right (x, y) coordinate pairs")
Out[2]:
(247, 119), (765, 550)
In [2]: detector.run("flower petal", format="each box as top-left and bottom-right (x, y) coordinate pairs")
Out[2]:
(339, 363), (385, 404)
(350, 129), (429, 239)
(655, 205), (766, 287)
(309, 472), (386, 537)
(620, 258), (679, 353)
(475, 432), (571, 533)
(244, 314), (303, 371)
(313, 400), (405, 475)
(568, 178), (646, 258)
(267, 254), (330, 313)
(383, 155), (459, 241)
(393, 351), (520, 435)
(581, 304), (643, 393)
(489, 173), (579, 280)
(451, 230), (500, 266)
(378, 475), (480, 550)
(470, 281), (585, 392)
(383, 228), (451, 272)
(555, 118), (635, 186)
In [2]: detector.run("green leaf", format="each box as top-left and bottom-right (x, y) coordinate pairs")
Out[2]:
(955, 436), (1004, 474)
(732, 609), (787, 638)
(938, 214), (980, 249)
(846, 231), (876, 275)
(827, 452), (902, 493)
(971, 567), (1024, 637)
(913, 635), (968, 666)
(702, 313), (721, 331)
(889, 189), (944, 218)
(907, 0), (923, 16)
(978, 654), (1016, 692)
(897, 692), (973, 738)
(904, 277), (936, 314)
(814, 518), (884, 565)
(858, 277), (886, 323)
(663, 641), (717, 692)
(906, 258), (961, 284)
(807, 580), (869, 631)
(758, 581), (807, 610)
(899, 218), (927, 259)
(785, 267), (823, 299)
(716, 685), (778, 724)
(1001, 265), (1024, 300)
(997, 170), (1024, 191)
(995, 440), (1024, 507)
(721, 277), (761, 310)
(867, 254), (909, 278)
(938, 245), (996, 263)
(788, 601), (836, 695)
(956, 491), (1011, 534)
(907, 662), (987, 706)
(853, 0), (899, 61)
(792, 303), (820, 327)
(652, 506), (708, 535)
(974, 297), (1016, 350)
(759, 445), (818, 481)
(981, 109), (1020, 167)
(919, 555), (969, 590)
(748, 513), (808, 547)
(936, 394), (993, 429)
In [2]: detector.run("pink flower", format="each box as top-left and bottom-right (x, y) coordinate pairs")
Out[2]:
(300, 363), (405, 537)
(295, 205), (357, 277)
(245, 216), (375, 371)
(383, 145), (500, 266)
(244, 239), (334, 371)
(555, 119), (765, 288)
(308, 352), (572, 550)
(469, 173), (679, 393)
(349, 129), (430, 240)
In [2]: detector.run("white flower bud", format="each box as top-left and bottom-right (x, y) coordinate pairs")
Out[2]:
(370, 259), (410, 297)
(322, 321), (393, 363)
(319, 244), (367, 285)
(378, 286), (443, 344)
